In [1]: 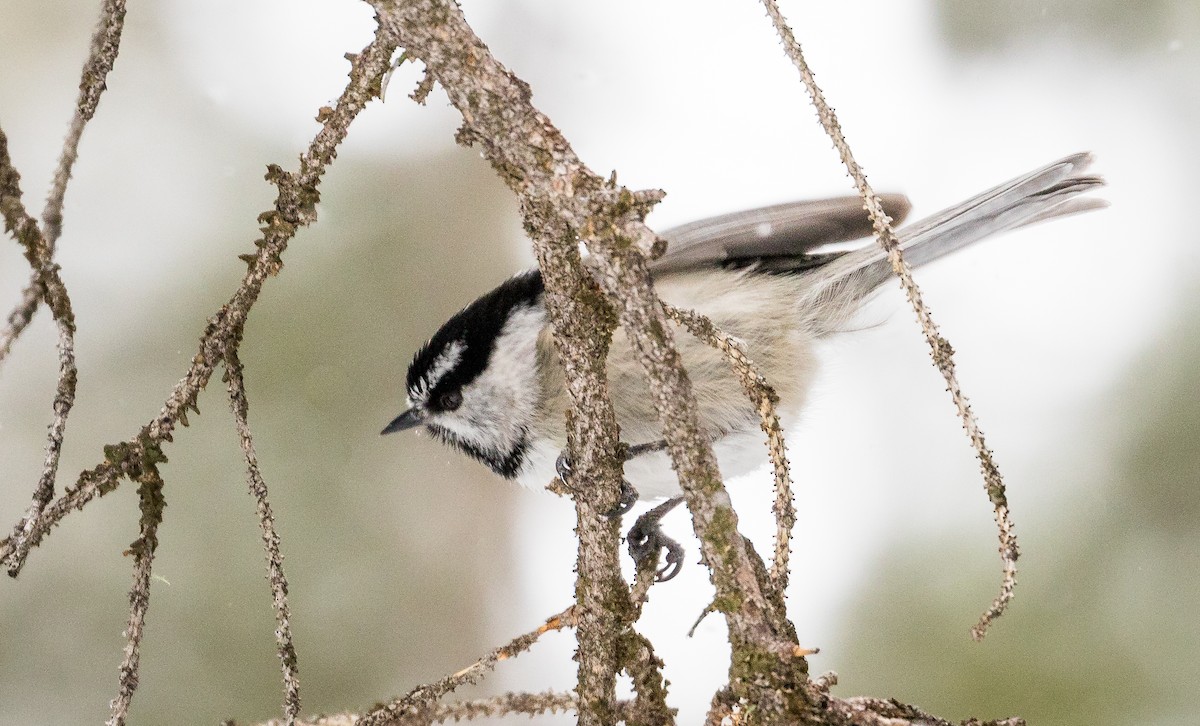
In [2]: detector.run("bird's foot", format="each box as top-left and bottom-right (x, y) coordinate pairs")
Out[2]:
(554, 452), (638, 518)
(627, 496), (686, 582)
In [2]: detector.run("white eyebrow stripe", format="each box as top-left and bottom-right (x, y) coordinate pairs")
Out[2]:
(409, 340), (465, 401)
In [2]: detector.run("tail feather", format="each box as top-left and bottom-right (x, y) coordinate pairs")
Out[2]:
(816, 153), (1105, 293)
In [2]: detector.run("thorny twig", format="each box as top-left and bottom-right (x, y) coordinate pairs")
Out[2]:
(759, 0), (1019, 639)
(107, 463), (165, 726)
(226, 351), (302, 725)
(354, 607), (576, 726)
(2, 20), (399, 722)
(662, 302), (796, 591)
(0, 0), (125, 365)
(0, 128), (79, 577)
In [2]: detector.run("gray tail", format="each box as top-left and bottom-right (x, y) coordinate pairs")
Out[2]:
(814, 152), (1106, 293)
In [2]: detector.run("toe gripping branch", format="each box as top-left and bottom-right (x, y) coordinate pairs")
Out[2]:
(556, 440), (685, 581)
(627, 496), (685, 582)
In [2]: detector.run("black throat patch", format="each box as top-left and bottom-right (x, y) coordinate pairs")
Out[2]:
(427, 423), (529, 479)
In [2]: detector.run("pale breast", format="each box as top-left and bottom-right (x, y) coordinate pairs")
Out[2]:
(522, 268), (822, 498)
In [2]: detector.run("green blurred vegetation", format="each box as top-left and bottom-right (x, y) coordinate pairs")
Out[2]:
(837, 294), (1200, 725)
(934, 0), (1197, 53)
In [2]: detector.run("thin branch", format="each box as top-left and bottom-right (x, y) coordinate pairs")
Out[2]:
(835, 696), (1024, 726)
(429, 691), (579, 722)
(0, 24), (401, 575)
(584, 247), (799, 655)
(662, 302), (796, 592)
(355, 607), (575, 726)
(250, 692), (682, 726)
(225, 351), (301, 725)
(0, 127), (80, 577)
(0, 0), (126, 366)
(43, 0), (127, 244)
(759, 0), (1019, 640)
(107, 463), (166, 726)
(618, 630), (676, 725)
(0, 273), (40, 364)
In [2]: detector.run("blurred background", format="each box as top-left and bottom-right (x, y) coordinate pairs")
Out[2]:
(1, 0), (1197, 723)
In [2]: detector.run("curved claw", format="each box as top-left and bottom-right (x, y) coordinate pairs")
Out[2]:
(656, 538), (685, 582)
(555, 452), (573, 481)
(558, 451), (639, 518)
(627, 496), (686, 582)
(603, 480), (638, 518)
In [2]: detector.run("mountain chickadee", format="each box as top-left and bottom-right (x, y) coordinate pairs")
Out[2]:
(383, 153), (1104, 576)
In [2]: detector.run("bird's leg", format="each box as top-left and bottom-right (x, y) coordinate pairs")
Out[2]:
(625, 440), (668, 459)
(627, 496), (686, 582)
(557, 442), (688, 581)
(554, 439), (669, 518)
(604, 440), (668, 517)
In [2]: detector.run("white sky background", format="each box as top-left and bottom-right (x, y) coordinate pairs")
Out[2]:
(2, 0), (1195, 722)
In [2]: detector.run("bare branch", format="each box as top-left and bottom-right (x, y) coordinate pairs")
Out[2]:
(107, 463), (166, 726)
(355, 607), (575, 726)
(225, 352), (301, 725)
(0, 127), (80, 577)
(430, 691), (579, 723)
(0, 24), (401, 575)
(250, 692), (686, 726)
(662, 302), (796, 591)
(44, 0), (127, 244)
(0, 273), (40, 364)
(759, 0), (1019, 639)
(0, 0), (126, 365)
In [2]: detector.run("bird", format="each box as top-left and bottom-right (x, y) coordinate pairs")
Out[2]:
(382, 153), (1104, 578)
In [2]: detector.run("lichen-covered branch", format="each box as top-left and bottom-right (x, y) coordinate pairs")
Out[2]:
(251, 691), (681, 726)
(759, 0), (1018, 640)
(524, 208), (632, 725)
(226, 351), (302, 725)
(663, 302), (796, 592)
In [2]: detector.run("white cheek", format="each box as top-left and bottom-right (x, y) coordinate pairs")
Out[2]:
(423, 305), (546, 456)
(433, 393), (503, 444)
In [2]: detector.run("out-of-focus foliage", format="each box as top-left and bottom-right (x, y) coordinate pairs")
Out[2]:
(834, 5), (1200, 724)
(837, 295), (1200, 725)
(935, 0), (1191, 52)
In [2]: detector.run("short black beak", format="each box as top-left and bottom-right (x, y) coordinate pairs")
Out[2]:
(381, 408), (425, 435)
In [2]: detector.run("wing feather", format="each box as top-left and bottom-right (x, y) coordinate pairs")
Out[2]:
(650, 194), (911, 275)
